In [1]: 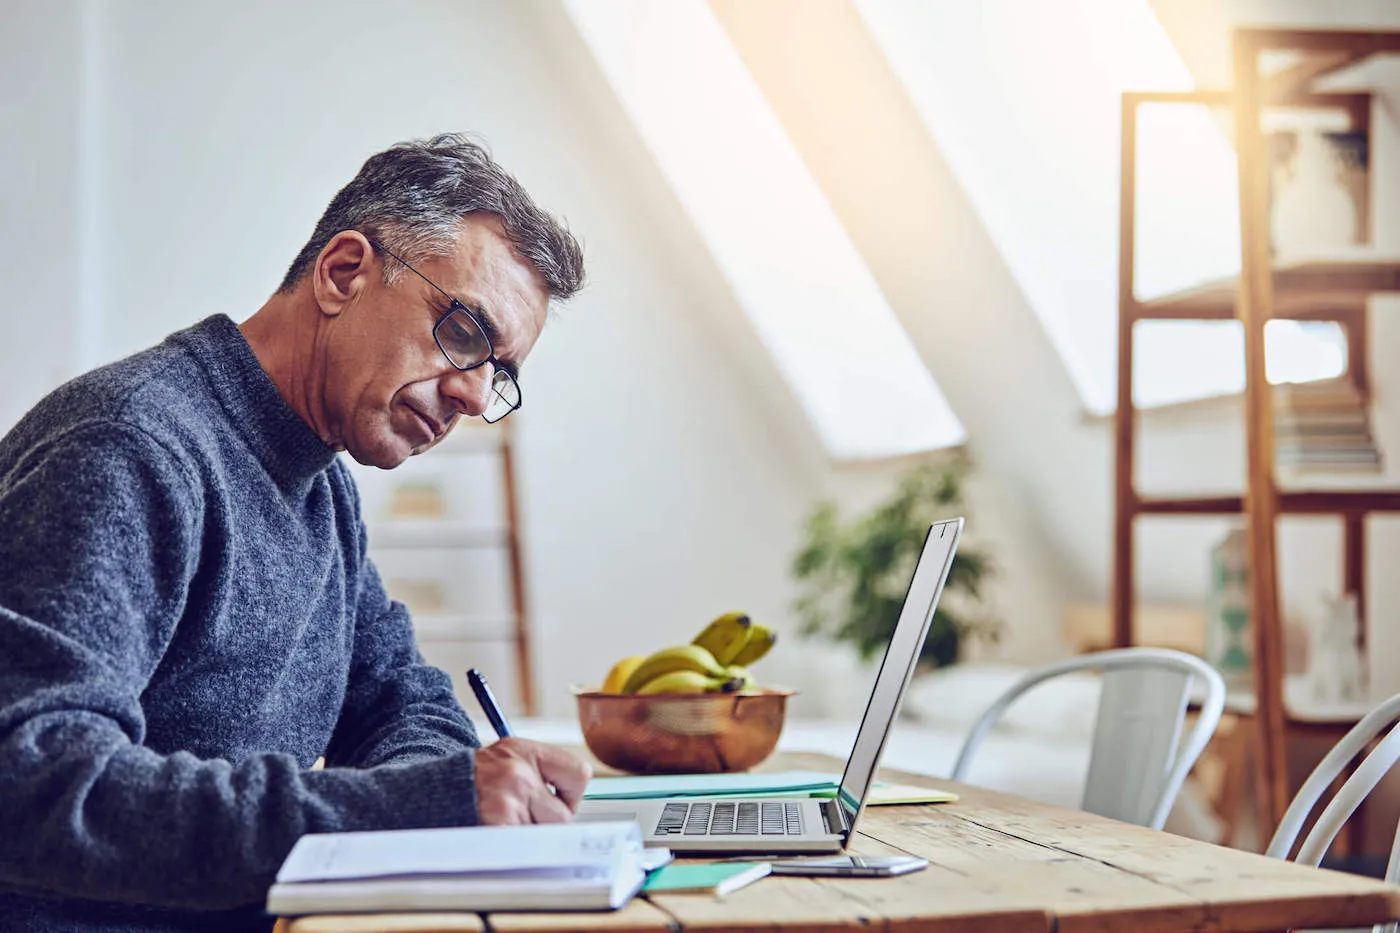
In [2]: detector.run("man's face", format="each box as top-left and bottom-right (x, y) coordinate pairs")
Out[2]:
(323, 215), (549, 469)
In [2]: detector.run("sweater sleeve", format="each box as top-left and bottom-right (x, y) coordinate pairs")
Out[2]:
(0, 424), (479, 911)
(323, 468), (482, 770)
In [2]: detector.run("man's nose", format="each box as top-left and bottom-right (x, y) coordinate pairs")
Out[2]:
(441, 364), (494, 418)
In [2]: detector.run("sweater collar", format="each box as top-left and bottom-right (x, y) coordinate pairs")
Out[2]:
(178, 314), (339, 489)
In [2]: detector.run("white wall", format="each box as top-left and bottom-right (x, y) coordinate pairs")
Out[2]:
(0, 1), (86, 427)
(521, 6), (1071, 709)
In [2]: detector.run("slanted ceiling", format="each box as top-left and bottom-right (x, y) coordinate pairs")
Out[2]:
(561, 0), (964, 463)
(562, 0), (1400, 623)
(569, 0), (1348, 457)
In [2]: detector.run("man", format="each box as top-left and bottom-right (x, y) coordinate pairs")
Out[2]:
(0, 134), (591, 931)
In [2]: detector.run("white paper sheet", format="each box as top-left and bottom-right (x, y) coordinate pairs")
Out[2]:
(276, 821), (642, 884)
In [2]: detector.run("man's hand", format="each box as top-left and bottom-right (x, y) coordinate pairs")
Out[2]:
(474, 738), (593, 825)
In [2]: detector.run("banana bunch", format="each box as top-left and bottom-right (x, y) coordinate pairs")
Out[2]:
(600, 611), (779, 695)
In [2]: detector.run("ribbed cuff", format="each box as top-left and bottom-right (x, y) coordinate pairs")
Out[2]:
(361, 749), (480, 829)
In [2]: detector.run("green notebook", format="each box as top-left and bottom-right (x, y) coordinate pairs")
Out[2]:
(641, 861), (772, 897)
(584, 771), (838, 800)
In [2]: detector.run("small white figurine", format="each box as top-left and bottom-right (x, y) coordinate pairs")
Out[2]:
(1308, 591), (1367, 704)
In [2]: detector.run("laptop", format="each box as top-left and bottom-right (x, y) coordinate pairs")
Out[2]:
(576, 518), (963, 854)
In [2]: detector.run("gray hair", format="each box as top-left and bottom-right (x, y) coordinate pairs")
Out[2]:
(278, 133), (585, 299)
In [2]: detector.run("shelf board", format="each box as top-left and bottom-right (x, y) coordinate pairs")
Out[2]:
(1133, 257), (1400, 320)
(1136, 489), (1400, 515)
(368, 520), (509, 549)
(412, 614), (517, 641)
(434, 423), (507, 454)
(1223, 676), (1376, 725)
(1135, 495), (1243, 515)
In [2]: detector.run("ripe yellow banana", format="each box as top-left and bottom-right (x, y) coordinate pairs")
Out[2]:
(601, 655), (646, 694)
(634, 669), (742, 695)
(726, 664), (758, 692)
(620, 644), (731, 694)
(691, 611), (752, 665)
(729, 623), (777, 666)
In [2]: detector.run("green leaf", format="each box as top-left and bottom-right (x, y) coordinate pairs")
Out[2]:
(790, 456), (996, 670)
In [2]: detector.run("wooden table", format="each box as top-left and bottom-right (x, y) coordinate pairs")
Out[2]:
(275, 752), (1400, 933)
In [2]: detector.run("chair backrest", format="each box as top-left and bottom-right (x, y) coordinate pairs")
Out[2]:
(1266, 692), (1400, 907)
(950, 648), (1226, 830)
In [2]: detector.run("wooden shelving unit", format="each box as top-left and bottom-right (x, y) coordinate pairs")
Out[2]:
(1142, 258), (1400, 321)
(1114, 28), (1400, 833)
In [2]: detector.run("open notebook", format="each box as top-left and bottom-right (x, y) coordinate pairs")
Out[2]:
(266, 821), (670, 915)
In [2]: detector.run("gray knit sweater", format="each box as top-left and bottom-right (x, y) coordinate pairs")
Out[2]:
(0, 315), (482, 931)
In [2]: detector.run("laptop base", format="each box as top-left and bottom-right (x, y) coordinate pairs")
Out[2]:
(576, 796), (845, 854)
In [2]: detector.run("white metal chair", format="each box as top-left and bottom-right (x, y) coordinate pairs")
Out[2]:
(1266, 692), (1400, 933)
(950, 647), (1227, 830)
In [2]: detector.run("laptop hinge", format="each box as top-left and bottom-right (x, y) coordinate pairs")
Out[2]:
(821, 799), (849, 836)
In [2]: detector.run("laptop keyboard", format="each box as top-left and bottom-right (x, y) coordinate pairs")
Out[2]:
(654, 800), (805, 837)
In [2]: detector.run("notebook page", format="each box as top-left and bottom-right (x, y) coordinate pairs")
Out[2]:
(267, 863), (646, 914)
(277, 821), (641, 883)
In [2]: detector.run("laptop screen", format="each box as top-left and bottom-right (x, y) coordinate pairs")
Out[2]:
(834, 518), (963, 832)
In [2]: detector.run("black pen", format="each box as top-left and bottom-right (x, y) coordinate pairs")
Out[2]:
(466, 668), (514, 739)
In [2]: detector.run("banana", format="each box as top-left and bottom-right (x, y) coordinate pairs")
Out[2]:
(635, 669), (743, 695)
(620, 644), (731, 694)
(729, 623), (777, 666)
(726, 664), (759, 692)
(601, 655), (646, 694)
(691, 611), (752, 665)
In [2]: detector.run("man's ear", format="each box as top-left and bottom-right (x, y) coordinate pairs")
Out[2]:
(312, 231), (375, 318)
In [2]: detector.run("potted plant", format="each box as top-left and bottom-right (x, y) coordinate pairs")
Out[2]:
(790, 456), (996, 670)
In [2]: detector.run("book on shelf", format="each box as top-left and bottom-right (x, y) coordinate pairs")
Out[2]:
(266, 821), (669, 916)
(1273, 377), (1382, 474)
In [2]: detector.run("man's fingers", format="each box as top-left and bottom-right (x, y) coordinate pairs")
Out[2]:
(475, 738), (592, 821)
(527, 785), (574, 824)
(531, 745), (592, 810)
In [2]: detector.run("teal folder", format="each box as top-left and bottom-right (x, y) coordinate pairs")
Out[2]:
(641, 861), (772, 896)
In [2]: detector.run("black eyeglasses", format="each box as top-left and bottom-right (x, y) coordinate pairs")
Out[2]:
(367, 237), (522, 424)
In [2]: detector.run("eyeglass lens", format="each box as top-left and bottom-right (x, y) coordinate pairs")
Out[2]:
(435, 307), (493, 368)
(434, 308), (520, 424)
(483, 371), (520, 424)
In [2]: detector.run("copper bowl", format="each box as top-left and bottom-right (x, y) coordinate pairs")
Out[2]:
(574, 687), (794, 774)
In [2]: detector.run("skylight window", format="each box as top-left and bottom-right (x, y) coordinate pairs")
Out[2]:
(857, 0), (1346, 413)
(562, 0), (965, 460)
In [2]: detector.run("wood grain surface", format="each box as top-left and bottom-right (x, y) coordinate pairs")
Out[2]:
(280, 752), (1400, 933)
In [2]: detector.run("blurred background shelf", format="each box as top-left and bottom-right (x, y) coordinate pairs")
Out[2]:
(1137, 256), (1400, 319)
(411, 613), (518, 642)
(368, 521), (509, 550)
(348, 419), (537, 715)
(1114, 27), (1400, 843)
(1135, 490), (1400, 514)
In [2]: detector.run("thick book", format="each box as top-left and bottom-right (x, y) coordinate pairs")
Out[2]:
(266, 821), (663, 915)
